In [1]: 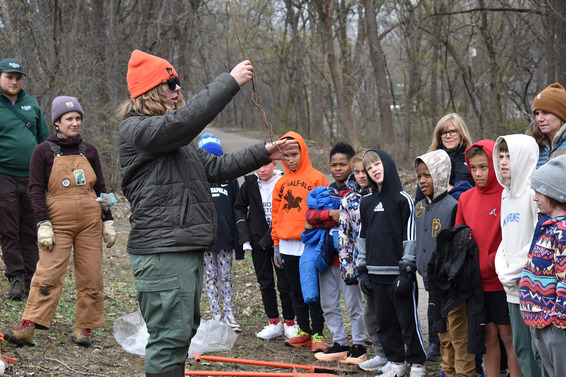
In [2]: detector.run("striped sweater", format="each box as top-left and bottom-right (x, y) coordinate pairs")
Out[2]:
(519, 215), (566, 328)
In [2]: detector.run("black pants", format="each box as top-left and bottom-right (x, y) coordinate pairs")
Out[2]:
(282, 254), (324, 335)
(0, 173), (38, 284)
(370, 275), (426, 365)
(252, 247), (295, 320)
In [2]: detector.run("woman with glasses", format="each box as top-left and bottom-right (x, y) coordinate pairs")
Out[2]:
(428, 113), (474, 190)
(117, 50), (296, 377)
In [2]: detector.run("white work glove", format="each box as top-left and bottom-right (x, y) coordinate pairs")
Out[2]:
(243, 242), (252, 251)
(38, 221), (55, 251)
(103, 220), (117, 248)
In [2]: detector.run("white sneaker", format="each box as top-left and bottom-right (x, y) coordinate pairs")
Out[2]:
(223, 315), (241, 332)
(357, 354), (387, 371)
(409, 363), (426, 377)
(381, 362), (406, 377)
(283, 322), (299, 339)
(256, 322), (282, 340)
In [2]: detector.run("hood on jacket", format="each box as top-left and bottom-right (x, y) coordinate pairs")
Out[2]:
(365, 149), (402, 196)
(278, 131), (312, 175)
(414, 149), (451, 200)
(464, 139), (502, 195)
(493, 134), (539, 198)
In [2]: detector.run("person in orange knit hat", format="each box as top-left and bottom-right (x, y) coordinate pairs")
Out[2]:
(118, 50), (297, 377)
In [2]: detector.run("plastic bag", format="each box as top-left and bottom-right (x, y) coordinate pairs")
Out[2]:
(113, 312), (238, 358)
(113, 311), (148, 356)
(187, 319), (238, 358)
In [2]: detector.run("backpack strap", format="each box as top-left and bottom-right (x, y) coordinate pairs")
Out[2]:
(0, 95), (38, 143)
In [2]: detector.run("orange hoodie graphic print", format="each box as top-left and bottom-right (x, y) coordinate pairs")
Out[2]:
(271, 131), (328, 245)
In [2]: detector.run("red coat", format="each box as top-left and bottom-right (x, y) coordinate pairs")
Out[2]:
(455, 139), (504, 292)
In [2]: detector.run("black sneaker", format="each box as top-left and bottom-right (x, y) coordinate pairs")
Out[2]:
(313, 342), (349, 361)
(6, 276), (25, 300)
(342, 344), (367, 364)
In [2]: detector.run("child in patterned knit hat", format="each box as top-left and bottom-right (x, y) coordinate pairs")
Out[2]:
(519, 155), (566, 377)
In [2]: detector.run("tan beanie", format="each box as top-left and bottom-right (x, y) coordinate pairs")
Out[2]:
(127, 50), (178, 99)
(532, 83), (566, 122)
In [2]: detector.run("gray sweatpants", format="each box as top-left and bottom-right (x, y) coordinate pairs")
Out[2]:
(530, 325), (566, 377)
(319, 265), (366, 345)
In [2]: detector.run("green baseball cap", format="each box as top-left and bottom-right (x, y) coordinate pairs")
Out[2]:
(0, 58), (26, 75)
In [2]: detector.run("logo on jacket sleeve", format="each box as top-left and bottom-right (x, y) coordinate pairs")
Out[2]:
(283, 189), (303, 213)
(373, 202), (384, 212)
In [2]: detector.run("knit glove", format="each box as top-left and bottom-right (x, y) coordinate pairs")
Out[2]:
(38, 221), (55, 251)
(394, 261), (416, 297)
(273, 245), (283, 269)
(358, 266), (372, 295)
(103, 220), (117, 248)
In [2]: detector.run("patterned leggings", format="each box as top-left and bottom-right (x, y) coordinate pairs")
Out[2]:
(204, 249), (234, 317)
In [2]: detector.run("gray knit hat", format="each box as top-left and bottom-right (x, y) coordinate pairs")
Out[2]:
(51, 96), (83, 124)
(531, 155), (566, 202)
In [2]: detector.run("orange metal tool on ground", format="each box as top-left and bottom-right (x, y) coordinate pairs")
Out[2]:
(185, 371), (336, 377)
(0, 333), (18, 366)
(192, 352), (352, 374)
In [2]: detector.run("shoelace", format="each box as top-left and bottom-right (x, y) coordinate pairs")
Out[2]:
(311, 333), (324, 343)
(16, 320), (34, 330)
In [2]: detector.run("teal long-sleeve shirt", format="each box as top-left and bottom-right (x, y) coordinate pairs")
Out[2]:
(0, 90), (50, 177)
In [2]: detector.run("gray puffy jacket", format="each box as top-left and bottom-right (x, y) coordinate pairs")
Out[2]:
(119, 72), (270, 254)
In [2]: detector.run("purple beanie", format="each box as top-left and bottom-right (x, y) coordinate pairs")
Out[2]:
(51, 96), (84, 124)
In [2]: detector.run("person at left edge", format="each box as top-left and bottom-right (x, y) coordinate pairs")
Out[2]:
(4, 96), (116, 348)
(0, 58), (50, 300)
(118, 50), (296, 377)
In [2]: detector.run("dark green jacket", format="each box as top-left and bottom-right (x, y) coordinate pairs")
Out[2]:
(0, 90), (50, 177)
(119, 72), (271, 254)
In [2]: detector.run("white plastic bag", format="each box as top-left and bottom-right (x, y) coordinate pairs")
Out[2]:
(113, 310), (148, 356)
(187, 319), (238, 358)
(113, 312), (238, 358)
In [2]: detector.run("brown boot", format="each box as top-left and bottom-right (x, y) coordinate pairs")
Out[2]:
(4, 320), (35, 346)
(6, 276), (25, 300)
(71, 327), (91, 347)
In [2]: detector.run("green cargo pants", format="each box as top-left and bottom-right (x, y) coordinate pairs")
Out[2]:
(129, 251), (203, 375)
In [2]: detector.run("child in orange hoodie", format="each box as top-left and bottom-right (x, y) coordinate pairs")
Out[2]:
(272, 131), (329, 353)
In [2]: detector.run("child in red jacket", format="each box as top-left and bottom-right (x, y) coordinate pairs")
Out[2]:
(455, 140), (521, 377)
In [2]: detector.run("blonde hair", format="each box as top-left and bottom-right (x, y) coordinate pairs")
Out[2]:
(429, 113), (473, 151)
(117, 85), (185, 120)
(362, 150), (381, 170)
(351, 148), (368, 168)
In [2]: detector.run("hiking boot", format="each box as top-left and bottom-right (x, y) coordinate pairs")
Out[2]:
(6, 276), (25, 300)
(381, 362), (407, 377)
(256, 321), (282, 340)
(409, 363), (426, 377)
(426, 341), (441, 361)
(357, 354), (388, 371)
(284, 329), (312, 347)
(4, 320), (36, 347)
(311, 333), (327, 353)
(314, 342), (349, 361)
(223, 315), (241, 332)
(341, 344), (367, 364)
(283, 320), (299, 339)
(71, 328), (91, 347)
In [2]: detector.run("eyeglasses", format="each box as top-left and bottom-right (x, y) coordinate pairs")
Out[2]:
(162, 77), (180, 91)
(440, 129), (458, 138)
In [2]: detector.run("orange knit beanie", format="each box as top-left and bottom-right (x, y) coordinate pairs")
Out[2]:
(127, 50), (178, 99)
(532, 83), (566, 122)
